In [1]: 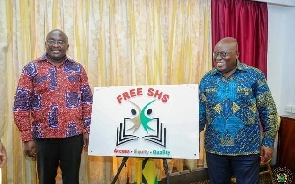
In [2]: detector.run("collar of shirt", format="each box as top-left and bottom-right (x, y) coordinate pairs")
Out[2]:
(211, 60), (247, 76)
(36, 53), (70, 63)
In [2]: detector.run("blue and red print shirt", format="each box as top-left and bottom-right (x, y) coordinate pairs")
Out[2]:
(13, 54), (93, 142)
(199, 61), (278, 155)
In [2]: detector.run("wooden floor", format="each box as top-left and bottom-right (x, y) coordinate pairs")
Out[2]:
(158, 168), (209, 184)
(158, 167), (275, 184)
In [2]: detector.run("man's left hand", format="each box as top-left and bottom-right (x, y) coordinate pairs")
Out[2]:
(260, 146), (274, 162)
(83, 133), (89, 149)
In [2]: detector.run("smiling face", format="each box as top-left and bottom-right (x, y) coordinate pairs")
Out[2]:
(213, 37), (239, 77)
(45, 29), (69, 63)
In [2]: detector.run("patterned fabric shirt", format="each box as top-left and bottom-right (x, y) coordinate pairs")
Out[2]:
(199, 61), (278, 155)
(13, 54), (93, 142)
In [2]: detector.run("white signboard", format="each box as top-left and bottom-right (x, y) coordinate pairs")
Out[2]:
(88, 84), (199, 159)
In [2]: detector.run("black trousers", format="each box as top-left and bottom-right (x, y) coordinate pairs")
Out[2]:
(35, 134), (84, 184)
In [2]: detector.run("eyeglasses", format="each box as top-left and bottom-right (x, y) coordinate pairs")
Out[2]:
(46, 40), (66, 46)
(213, 51), (232, 58)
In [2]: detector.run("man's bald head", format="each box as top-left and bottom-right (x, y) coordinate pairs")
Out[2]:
(45, 29), (69, 64)
(46, 29), (68, 43)
(213, 37), (239, 77)
(216, 37), (238, 52)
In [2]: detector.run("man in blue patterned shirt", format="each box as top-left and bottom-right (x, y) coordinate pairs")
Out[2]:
(199, 37), (278, 184)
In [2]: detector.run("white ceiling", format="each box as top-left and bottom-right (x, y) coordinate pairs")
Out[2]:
(251, 0), (295, 6)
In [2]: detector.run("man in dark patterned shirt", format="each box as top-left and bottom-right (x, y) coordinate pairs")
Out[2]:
(13, 29), (93, 184)
(199, 37), (278, 184)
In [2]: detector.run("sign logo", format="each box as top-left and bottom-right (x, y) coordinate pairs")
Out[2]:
(273, 166), (294, 184)
(116, 99), (167, 148)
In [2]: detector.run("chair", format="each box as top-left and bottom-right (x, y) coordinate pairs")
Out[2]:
(231, 158), (273, 184)
(259, 158), (274, 184)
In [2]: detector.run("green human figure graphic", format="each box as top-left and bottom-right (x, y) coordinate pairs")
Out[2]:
(128, 100), (156, 133)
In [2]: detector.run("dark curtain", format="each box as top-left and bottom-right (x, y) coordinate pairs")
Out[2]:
(211, 0), (268, 76)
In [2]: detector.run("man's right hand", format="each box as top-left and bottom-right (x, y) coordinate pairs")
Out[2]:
(0, 141), (7, 167)
(24, 140), (36, 157)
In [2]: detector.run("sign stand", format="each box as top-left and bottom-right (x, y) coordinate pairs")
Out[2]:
(111, 157), (171, 184)
(162, 158), (171, 184)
